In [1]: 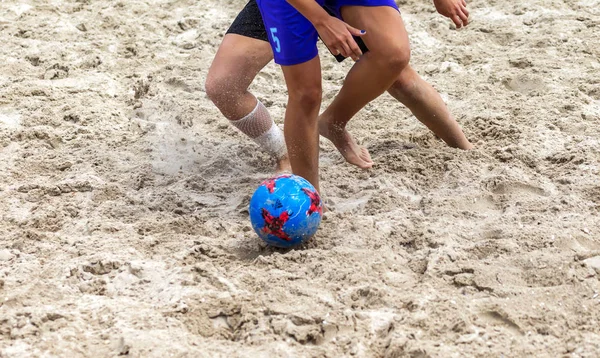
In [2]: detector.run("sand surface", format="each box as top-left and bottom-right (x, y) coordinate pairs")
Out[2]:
(1, 0), (600, 356)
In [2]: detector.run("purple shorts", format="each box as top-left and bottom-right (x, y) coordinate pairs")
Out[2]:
(256, 0), (399, 66)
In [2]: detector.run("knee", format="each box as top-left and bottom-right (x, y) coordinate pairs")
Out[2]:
(289, 86), (322, 112)
(389, 67), (419, 101)
(375, 44), (411, 75)
(205, 70), (238, 106)
(204, 71), (223, 104)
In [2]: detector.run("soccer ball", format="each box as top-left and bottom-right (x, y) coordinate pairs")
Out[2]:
(249, 174), (323, 248)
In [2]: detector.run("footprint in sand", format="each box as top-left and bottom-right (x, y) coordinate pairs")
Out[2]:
(489, 180), (549, 197)
(478, 310), (524, 336)
(503, 74), (546, 94)
(454, 195), (502, 214)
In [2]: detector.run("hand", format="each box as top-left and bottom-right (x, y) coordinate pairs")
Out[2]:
(434, 0), (469, 29)
(314, 16), (365, 61)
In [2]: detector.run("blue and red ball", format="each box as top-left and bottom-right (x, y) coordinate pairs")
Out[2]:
(249, 174), (323, 248)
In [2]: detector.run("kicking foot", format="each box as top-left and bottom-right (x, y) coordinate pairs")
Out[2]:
(319, 118), (374, 169)
(275, 154), (292, 174)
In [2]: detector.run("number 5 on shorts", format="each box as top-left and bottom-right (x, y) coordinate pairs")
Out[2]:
(269, 27), (281, 53)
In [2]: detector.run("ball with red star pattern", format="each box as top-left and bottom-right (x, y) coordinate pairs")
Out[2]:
(249, 174), (323, 248)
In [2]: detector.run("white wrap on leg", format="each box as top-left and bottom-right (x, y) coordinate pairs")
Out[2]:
(229, 100), (287, 158)
(253, 122), (287, 158)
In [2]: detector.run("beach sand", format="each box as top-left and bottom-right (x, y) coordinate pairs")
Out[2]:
(1, 0), (599, 356)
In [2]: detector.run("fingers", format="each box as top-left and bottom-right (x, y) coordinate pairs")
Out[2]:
(452, 14), (463, 28)
(461, 5), (469, 17)
(338, 41), (352, 60)
(319, 18), (364, 61)
(452, 0), (469, 29)
(345, 24), (366, 37)
(457, 7), (469, 25)
(348, 39), (362, 61)
(334, 38), (362, 61)
(343, 24), (364, 61)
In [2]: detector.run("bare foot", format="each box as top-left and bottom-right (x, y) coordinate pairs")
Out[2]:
(461, 140), (474, 150)
(319, 117), (374, 169)
(275, 154), (292, 174)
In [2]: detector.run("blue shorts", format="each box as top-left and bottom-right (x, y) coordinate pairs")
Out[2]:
(256, 0), (399, 66)
(324, 0), (399, 19)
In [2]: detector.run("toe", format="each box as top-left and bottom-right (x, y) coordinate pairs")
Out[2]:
(360, 148), (374, 164)
(359, 161), (374, 169)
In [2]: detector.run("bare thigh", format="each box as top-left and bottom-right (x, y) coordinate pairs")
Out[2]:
(206, 34), (274, 118)
(340, 6), (410, 65)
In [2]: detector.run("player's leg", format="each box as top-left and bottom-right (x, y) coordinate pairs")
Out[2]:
(255, 0), (324, 192)
(328, 29), (471, 150)
(319, 5), (409, 169)
(387, 65), (473, 149)
(206, 34), (272, 119)
(281, 58), (323, 192)
(205, 1), (289, 171)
